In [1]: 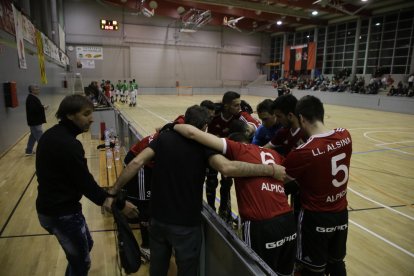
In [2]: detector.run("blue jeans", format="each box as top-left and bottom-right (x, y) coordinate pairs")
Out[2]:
(38, 212), (93, 276)
(26, 125), (43, 154)
(149, 219), (202, 276)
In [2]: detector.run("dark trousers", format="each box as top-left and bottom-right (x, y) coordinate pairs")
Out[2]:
(149, 219), (202, 276)
(205, 167), (233, 220)
(38, 212), (93, 276)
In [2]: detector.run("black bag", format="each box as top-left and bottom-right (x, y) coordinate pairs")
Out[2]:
(112, 203), (141, 274)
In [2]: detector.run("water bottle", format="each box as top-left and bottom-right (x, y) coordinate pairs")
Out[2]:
(106, 148), (113, 169)
(114, 137), (120, 161)
(104, 129), (110, 148)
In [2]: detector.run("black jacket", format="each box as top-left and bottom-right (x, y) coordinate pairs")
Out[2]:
(36, 118), (108, 216)
(26, 93), (46, 126)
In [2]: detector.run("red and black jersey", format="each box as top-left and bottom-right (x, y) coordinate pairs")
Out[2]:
(284, 128), (352, 212)
(222, 138), (291, 221)
(130, 133), (158, 168)
(173, 115), (185, 124)
(269, 127), (307, 156)
(208, 111), (260, 137)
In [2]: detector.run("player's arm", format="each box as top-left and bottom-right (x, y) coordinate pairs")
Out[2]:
(209, 154), (286, 181)
(174, 124), (225, 153)
(110, 147), (155, 195)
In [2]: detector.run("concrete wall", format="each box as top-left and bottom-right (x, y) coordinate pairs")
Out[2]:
(0, 31), (69, 156)
(64, 0), (268, 88)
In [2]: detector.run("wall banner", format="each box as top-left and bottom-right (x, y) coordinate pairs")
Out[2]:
(76, 46), (103, 59)
(12, 4), (26, 69)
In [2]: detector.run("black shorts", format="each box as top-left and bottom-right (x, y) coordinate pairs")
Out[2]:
(297, 209), (348, 271)
(125, 166), (152, 201)
(243, 212), (296, 276)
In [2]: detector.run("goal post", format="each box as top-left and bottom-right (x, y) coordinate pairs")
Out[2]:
(176, 86), (193, 96)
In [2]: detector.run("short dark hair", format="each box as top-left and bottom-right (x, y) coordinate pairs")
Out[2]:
(184, 105), (210, 130)
(257, 99), (274, 114)
(56, 94), (94, 120)
(222, 91), (240, 105)
(200, 100), (216, 111)
(295, 95), (324, 123)
(228, 132), (250, 143)
(228, 120), (248, 134)
(272, 94), (298, 115)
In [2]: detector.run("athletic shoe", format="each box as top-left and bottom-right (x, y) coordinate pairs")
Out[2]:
(25, 151), (35, 156)
(140, 247), (150, 261)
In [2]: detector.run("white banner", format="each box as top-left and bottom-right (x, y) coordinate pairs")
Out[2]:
(76, 46), (103, 59)
(12, 4), (27, 69)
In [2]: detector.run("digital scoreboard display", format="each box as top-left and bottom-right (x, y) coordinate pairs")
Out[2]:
(100, 20), (119, 30)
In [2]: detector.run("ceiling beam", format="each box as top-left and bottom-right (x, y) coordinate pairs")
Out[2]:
(165, 0), (326, 26)
(180, 0), (313, 19)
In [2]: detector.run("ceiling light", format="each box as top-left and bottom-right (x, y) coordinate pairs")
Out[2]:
(312, 10), (318, 15)
(375, 22), (380, 26)
(306, 35), (310, 38)
(276, 20), (282, 25)
(361, 0), (368, 2)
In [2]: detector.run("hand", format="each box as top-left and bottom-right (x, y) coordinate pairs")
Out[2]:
(102, 197), (115, 213)
(159, 122), (177, 133)
(121, 200), (139, 219)
(271, 164), (286, 181)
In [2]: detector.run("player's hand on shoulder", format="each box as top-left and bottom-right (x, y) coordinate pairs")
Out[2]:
(272, 164), (286, 181)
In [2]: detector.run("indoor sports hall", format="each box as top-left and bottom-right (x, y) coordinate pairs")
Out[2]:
(0, 1), (413, 275)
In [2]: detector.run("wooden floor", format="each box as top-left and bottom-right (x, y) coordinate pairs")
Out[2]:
(0, 93), (413, 275)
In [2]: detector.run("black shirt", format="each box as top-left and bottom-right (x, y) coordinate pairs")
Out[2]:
(26, 93), (46, 126)
(149, 130), (214, 226)
(36, 118), (108, 216)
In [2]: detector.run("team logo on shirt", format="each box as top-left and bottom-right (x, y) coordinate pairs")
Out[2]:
(261, 182), (284, 193)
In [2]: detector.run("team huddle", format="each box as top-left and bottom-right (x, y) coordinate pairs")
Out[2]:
(111, 92), (352, 276)
(34, 90), (351, 276)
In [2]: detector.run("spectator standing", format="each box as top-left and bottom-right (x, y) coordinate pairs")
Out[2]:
(25, 84), (47, 156)
(284, 95), (352, 275)
(408, 74), (414, 89)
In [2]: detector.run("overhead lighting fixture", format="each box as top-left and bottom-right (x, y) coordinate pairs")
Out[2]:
(180, 8), (212, 32)
(142, 7), (154, 17)
(307, 35), (310, 38)
(223, 16), (244, 32)
(312, 10), (318, 15)
(375, 22), (380, 26)
(276, 20), (282, 25)
(361, 0), (368, 2)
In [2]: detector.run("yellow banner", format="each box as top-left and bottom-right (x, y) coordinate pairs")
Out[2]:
(35, 30), (47, 84)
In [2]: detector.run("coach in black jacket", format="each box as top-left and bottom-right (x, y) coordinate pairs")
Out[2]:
(25, 85), (46, 155)
(36, 94), (138, 276)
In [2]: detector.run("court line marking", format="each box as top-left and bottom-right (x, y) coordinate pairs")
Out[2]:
(353, 145), (414, 155)
(348, 187), (414, 221)
(349, 219), (414, 258)
(363, 131), (414, 155)
(376, 140), (414, 146)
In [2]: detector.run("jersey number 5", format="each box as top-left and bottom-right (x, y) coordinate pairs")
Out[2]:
(331, 153), (349, 187)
